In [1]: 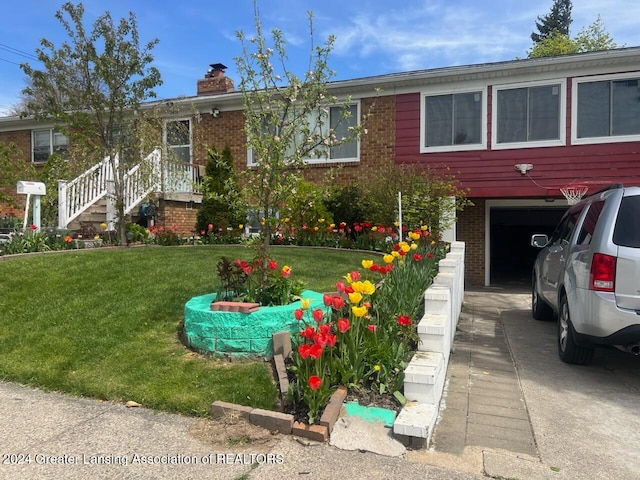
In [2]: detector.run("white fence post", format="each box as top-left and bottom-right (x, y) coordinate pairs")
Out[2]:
(57, 180), (68, 229)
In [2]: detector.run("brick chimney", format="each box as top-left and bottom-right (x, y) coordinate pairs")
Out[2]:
(197, 63), (234, 95)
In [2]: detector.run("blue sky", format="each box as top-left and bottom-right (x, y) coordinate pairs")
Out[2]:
(2, 0), (640, 115)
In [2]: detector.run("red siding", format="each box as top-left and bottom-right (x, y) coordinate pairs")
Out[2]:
(395, 91), (640, 199)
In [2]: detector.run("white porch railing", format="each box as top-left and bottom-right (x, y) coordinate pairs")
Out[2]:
(58, 149), (201, 230)
(58, 157), (113, 229)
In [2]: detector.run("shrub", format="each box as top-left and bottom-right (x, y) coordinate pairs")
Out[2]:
(196, 146), (246, 235)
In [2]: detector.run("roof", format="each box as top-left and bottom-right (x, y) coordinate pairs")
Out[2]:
(3, 46), (640, 128)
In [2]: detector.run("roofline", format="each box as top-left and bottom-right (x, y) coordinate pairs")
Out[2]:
(3, 46), (640, 127)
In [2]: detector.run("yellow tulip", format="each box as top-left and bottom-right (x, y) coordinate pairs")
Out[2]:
(348, 292), (363, 304)
(421, 225), (429, 231)
(391, 251), (400, 258)
(383, 254), (394, 264)
(361, 259), (373, 269)
(351, 305), (367, 317)
(318, 218), (325, 223)
(401, 244), (411, 253)
(300, 298), (311, 310)
(361, 280), (376, 295)
(371, 226), (378, 232)
(394, 221), (400, 227)
(410, 243), (418, 250)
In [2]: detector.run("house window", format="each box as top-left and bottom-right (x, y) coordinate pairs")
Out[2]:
(575, 76), (640, 141)
(422, 91), (483, 152)
(493, 81), (564, 149)
(247, 103), (360, 166)
(165, 119), (191, 162)
(32, 129), (68, 163)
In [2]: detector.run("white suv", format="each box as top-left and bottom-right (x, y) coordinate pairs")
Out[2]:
(531, 184), (640, 364)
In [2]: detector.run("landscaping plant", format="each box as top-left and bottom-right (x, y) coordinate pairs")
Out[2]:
(288, 228), (445, 423)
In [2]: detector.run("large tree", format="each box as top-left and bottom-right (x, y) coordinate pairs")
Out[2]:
(528, 15), (620, 58)
(20, 2), (162, 244)
(531, 0), (572, 43)
(235, 4), (369, 259)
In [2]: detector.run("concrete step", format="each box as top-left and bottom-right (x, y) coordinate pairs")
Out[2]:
(417, 313), (451, 368)
(393, 401), (438, 441)
(403, 351), (445, 405)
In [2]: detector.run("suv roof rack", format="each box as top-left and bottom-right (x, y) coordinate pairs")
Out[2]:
(591, 183), (624, 196)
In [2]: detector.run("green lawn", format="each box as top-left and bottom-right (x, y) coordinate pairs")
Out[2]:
(0, 245), (369, 415)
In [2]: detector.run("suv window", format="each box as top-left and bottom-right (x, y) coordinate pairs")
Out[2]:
(613, 196), (640, 247)
(577, 200), (605, 245)
(550, 205), (584, 244)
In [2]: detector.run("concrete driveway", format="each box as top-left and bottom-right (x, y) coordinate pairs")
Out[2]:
(485, 290), (640, 480)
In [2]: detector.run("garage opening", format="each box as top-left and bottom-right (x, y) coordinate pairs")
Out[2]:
(490, 207), (566, 286)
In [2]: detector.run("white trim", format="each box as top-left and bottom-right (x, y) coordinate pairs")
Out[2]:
(484, 199), (569, 286)
(419, 87), (487, 154)
(491, 78), (566, 150)
(571, 71), (640, 146)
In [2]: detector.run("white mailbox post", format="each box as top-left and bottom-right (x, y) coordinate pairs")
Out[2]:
(17, 181), (47, 231)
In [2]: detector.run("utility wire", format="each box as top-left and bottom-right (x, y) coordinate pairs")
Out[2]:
(0, 57), (22, 66)
(0, 42), (38, 61)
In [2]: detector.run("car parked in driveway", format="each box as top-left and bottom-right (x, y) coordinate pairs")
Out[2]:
(531, 184), (640, 364)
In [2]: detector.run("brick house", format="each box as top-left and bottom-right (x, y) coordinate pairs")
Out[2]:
(2, 48), (640, 286)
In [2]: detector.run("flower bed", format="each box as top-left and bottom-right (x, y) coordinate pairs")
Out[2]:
(183, 290), (331, 357)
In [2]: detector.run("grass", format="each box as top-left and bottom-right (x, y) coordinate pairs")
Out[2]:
(0, 245), (368, 416)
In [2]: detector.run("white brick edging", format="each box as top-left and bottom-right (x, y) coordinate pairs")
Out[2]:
(393, 241), (465, 445)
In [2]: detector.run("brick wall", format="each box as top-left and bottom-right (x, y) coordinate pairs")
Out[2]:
(456, 198), (485, 286)
(0, 129), (32, 214)
(156, 199), (199, 236)
(303, 96), (396, 185)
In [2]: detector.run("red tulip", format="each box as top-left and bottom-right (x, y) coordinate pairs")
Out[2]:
(300, 326), (315, 339)
(309, 344), (323, 359)
(331, 296), (345, 310)
(337, 318), (350, 333)
(312, 309), (324, 323)
(309, 375), (322, 391)
(294, 309), (304, 321)
(298, 344), (311, 359)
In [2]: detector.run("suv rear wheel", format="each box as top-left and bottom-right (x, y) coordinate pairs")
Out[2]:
(558, 295), (594, 365)
(532, 277), (554, 320)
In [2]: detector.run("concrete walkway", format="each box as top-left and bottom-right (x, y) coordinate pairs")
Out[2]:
(432, 289), (537, 456)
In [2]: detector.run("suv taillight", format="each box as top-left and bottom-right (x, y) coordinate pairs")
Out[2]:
(590, 253), (617, 292)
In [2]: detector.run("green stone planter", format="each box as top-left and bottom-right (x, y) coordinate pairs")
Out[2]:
(183, 290), (329, 358)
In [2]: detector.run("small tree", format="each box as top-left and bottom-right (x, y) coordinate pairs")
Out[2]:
(235, 3), (368, 260)
(20, 2), (162, 245)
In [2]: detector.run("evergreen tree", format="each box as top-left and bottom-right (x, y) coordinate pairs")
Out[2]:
(195, 146), (246, 234)
(531, 0), (573, 43)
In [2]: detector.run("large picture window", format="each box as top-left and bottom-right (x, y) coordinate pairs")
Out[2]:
(421, 89), (485, 152)
(32, 129), (68, 163)
(494, 82), (562, 147)
(248, 103), (360, 166)
(575, 77), (640, 140)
